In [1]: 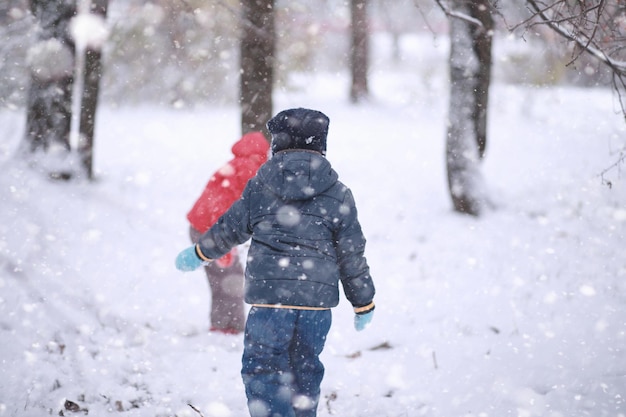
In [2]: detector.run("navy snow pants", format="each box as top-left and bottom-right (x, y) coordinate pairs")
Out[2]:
(242, 307), (332, 417)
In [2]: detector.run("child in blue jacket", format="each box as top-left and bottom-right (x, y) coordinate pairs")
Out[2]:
(176, 108), (376, 417)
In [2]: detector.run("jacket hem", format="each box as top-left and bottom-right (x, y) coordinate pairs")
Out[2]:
(250, 303), (331, 311)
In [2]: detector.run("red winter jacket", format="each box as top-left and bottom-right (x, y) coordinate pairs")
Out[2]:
(187, 132), (269, 265)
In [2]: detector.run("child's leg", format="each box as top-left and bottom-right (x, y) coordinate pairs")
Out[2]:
(242, 307), (298, 417)
(289, 310), (332, 417)
(189, 226), (245, 333)
(205, 258), (245, 333)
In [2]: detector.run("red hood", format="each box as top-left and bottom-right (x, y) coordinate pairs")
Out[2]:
(232, 132), (269, 157)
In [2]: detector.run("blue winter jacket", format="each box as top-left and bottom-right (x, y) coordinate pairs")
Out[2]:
(196, 149), (375, 309)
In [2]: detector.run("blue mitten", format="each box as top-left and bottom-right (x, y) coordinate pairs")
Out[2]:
(175, 246), (205, 271)
(354, 310), (374, 331)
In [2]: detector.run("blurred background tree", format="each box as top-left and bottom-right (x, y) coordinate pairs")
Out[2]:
(1, 0), (622, 204)
(77, 0), (109, 180)
(1, 0), (619, 109)
(22, 0), (77, 181)
(240, 0), (274, 136)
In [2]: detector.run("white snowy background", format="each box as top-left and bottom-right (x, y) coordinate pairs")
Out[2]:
(1, 32), (626, 417)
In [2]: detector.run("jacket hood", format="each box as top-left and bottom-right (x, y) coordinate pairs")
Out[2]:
(232, 132), (269, 158)
(257, 150), (338, 201)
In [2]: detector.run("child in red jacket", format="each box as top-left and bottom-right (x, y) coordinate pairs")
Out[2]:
(186, 131), (269, 333)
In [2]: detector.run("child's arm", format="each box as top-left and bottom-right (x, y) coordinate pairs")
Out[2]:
(335, 190), (376, 329)
(175, 182), (254, 272)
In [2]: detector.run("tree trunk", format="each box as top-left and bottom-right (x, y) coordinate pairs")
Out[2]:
(78, 0), (108, 180)
(470, 1), (493, 159)
(240, 0), (274, 138)
(24, 0), (76, 177)
(350, 0), (369, 103)
(446, 0), (493, 216)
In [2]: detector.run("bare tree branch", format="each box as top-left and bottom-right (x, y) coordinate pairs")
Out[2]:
(412, 0), (438, 38)
(524, 0), (626, 119)
(526, 0), (626, 73)
(598, 146), (625, 188)
(188, 404), (206, 417)
(434, 0), (485, 30)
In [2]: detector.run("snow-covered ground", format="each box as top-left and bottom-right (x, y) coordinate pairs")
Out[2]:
(2, 37), (626, 416)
